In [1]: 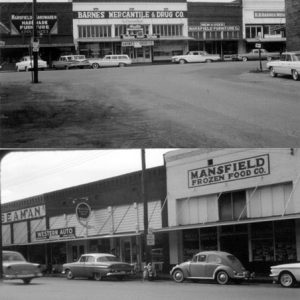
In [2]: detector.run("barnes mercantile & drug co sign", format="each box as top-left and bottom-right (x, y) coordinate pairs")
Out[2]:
(188, 154), (270, 188)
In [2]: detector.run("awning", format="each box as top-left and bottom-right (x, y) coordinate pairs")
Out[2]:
(246, 38), (286, 43)
(153, 213), (300, 233)
(77, 36), (193, 43)
(4, 232), (142, 247)
(0, 43), (75, 48)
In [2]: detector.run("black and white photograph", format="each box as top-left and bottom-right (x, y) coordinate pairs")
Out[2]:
(0, 0), (300, 299)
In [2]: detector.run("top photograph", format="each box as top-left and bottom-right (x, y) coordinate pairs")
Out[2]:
(0, 0), (299, 148)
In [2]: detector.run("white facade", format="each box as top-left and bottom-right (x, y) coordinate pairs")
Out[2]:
(164, 148), (300, 267)
(242, 0), (286, 42)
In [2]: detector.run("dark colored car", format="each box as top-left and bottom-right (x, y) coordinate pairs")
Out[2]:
(62, 253), (135, 281)
(170, 251), (253, 285)
(2, 250), (43, 284)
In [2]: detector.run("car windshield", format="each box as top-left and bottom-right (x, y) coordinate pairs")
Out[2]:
(97, 255), (120, 262)
(292, 54), (300, 61)
(3, 252), (26, 262)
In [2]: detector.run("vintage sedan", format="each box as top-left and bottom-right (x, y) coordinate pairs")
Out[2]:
(171, 51), (221, 64)
(170, 251), (253, 285)
(89, 55), (132, 69)
(266, 51), (300, 81)
(62, 253), (135, 281)
(270, 262), (300, 287)
(15, 56), (48, 71)
(52, 55), (91, 69)
(2, 250), (43, 284)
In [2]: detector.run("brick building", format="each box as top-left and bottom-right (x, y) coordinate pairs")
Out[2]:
(285, 0), (300, 50)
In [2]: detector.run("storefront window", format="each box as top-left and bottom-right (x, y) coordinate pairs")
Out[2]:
(200, 227), (217, 251)
(183, 229), (199, 261)
(78, 25), (112, 38)
(219, 191), (247, 221)
(153, 24), (183, 37)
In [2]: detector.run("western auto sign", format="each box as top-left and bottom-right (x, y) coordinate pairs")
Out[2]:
(2, 205), (46, 224)
(36, 227), (76, 241)
(10, 14), (58, 35)
(188, 154), (270, 188)
(74, 11), (187, 19)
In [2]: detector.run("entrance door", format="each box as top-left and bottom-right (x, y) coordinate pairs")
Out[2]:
(220, 234), (249, 267)
(125, 47), (152, 63)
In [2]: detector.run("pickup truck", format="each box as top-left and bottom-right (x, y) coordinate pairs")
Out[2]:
(237, 49), (280, 62)
(52, 55), (90, 69)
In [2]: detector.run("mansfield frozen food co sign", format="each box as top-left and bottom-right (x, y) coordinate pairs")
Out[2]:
(188, 154), (270, 188)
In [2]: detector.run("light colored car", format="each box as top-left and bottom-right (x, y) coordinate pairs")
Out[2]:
(266, 51), (300, 81)
(270, 262), (300, 287)
(52, 55), (91, 69)
(171, 51), (221, 64)
(15, 56), (48, 71)
(89, 55), (132, 69)
(238, 49), (280, 62)
(62, 253), (135, 281)
(2, 250), (43, 284)
(170, 251), (253, 285)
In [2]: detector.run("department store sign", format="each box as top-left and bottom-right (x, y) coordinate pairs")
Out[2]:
(1, 205), (46, 224)
(74, 11), (187, 19)
(254, 11), (285, 18)
(36, 227), (76, 240)
(10, 14), (58, 35)
(188, 154), (270, 188)
(189, 23), (240, 32)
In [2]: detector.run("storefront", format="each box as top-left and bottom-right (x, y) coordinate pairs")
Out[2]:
(242, 0), (286, 52)
(1, 166), (168, 273)
(187, 1), (243, 57)
(0, 1), (75, 65)
(285, 0), (300, 51)
(162, 148), (300, 274)
(73, 0), (190, 63)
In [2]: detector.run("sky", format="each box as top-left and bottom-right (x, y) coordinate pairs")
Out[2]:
(0, 0), (237, 3)
(0, 149), (176, 204)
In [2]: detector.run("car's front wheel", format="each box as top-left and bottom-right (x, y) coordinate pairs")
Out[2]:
(119, 63), (125, 67)
(23, 278), (32, 284)
(270, 67), (277, 77)
(292, 70), (299, 81)
(279, 272), (295, 288)
(92, 63), (100, 69)
(172, 269), (184, 283)
(216, 270), (229, 285)
(66, 269), (74, 280)
(205, 59), (212, 63)
(94, 272), (102, 281)
(242, 57), (248, 62)
(179, 59), (186, 64)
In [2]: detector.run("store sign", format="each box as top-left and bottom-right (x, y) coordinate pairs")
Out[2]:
(122, 40), (154, 47)
(1, 205), (46, 224)
(36, 227), (76, 241)
(76, 202), (91, 220)
(254, 11), (285, 18)
(189, 23), (240, 32)
(147, 233), (155, 246)
(74, 11), (187, 19)
(10, 14), (58, 35)
(188, 154), (270, 188)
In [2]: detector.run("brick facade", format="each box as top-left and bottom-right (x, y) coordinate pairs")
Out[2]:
(285, 0), (300, 50)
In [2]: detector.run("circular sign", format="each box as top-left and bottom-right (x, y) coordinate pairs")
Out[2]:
(76, 202), (91, 220)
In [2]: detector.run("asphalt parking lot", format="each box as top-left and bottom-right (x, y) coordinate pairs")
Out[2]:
(0, 61), (299, 148)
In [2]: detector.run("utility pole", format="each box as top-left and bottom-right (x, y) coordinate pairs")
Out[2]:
(32, 0), (39, 83)
(141, 149), (150, 265)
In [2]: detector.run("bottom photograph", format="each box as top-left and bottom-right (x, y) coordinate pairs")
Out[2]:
(0, 148), (299, 298)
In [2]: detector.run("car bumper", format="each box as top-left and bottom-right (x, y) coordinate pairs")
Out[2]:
(106, 271), (135, 277)
(233, 271), (255, 280)
(4, 272), (43, 280)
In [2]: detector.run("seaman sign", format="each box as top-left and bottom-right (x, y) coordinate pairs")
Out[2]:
(188, 154), (270, 188)
(2, 205), (46, 224)
(36, 227), (76, 240)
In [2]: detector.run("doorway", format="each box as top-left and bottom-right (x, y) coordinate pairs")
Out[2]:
(123, 46), (152, 63)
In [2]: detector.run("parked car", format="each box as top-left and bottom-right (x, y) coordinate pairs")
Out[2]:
(89, 54), (132, 69)
(270, 262), (300, 287)
(171, 51), (221, 64)
(15, 56), (48, 71)
(62, 253), (135, 281)
(52, 55), (91, 69)
(237, 49), (280, 62)
(170, 251), (253, 285)
(266, 51), (300, 81)
(2, 250), (43, 284)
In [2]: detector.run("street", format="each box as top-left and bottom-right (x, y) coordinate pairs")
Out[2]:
(0, 61), (299, 148)
(0, 277), (299, 300)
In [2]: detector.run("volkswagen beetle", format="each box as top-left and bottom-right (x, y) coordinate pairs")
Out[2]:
(170, 251), (252, 285)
